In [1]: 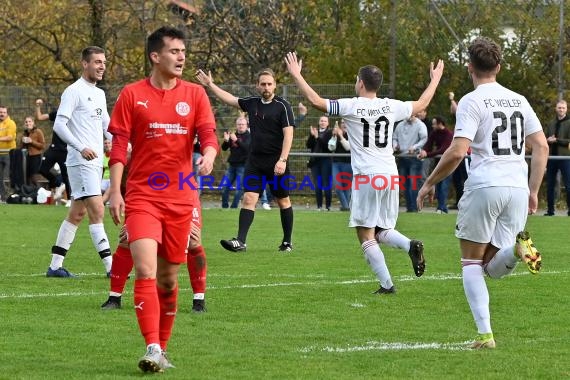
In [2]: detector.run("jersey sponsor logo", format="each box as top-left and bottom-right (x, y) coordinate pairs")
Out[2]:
(176, 102), (190, 116)
(137, 100), (149, 109)
(148, 122), (188, 135)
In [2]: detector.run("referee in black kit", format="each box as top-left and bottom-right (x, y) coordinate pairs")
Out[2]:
(196, 68), (295, 252)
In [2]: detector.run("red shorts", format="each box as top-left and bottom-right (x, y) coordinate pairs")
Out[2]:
(125, 200), (194, 264)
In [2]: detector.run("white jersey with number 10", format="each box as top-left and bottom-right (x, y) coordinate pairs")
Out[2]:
(327, 97), (412, 175)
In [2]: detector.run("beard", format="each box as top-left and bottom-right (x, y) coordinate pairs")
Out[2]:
(262, 91), (273, 101)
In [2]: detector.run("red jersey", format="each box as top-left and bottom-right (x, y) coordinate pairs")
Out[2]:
(109, 78), (218, 204)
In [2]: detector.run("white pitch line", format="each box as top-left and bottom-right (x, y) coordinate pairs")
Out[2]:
(0, 270), (566, 300)
(300, 340), (473, 353)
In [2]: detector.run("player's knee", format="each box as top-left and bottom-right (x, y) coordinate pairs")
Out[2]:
(276, 196), (291, 208)
(68, 209), (86, 224)
(157, 277), (178, 291)
(242, 192), (258, 208)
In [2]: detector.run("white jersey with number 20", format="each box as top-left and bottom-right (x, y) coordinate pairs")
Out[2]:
(454, 82), (542, 190)
(327, 97), (412, 175)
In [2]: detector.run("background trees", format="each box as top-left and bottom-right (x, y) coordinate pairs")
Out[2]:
(0, 0), (567, 123)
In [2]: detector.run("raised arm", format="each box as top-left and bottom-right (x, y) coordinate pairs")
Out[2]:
(34, 99), (49, 121)
(195, 69), (240, 109)
(411, 60), (445, 116)
(285, 52), (327, 113)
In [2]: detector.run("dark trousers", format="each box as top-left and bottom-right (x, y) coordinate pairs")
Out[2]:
(397, 157), (423, 211)
(452, 157), (470, 207)
(26, 154), (42, 186)
(310, 158), (332, 209)
(0, 155), (8, 199)
(545, 157), (570, 214)
(221, 164), (245, 208)
(39, 148), (70, 198)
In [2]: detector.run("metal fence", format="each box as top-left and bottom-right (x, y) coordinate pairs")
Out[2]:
(0, 83), (389, 195)
(1, 84), (564, 201)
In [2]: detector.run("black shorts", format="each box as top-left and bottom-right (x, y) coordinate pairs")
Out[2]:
(243, 155), (290, 199)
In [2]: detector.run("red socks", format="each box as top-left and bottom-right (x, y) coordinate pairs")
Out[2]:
(109, 246), (133, 294)
(158, 285), (178, 350)
(187, 246), (207, 294)
(134, 278), (160, 346)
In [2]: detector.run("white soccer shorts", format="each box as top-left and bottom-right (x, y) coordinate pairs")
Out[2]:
(455, 186), (529, 248)
(349, 174), (399, 229)
(68, 165), (103, 200)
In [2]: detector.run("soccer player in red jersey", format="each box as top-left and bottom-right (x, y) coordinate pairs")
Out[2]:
(107, 26), (218, 373)
(101, 186), (208, 313)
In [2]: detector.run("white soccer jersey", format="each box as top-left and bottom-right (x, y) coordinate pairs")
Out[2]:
(454, 82), (542, 190)
(327, 97), (412, 175)
(57, 77), (110, 167)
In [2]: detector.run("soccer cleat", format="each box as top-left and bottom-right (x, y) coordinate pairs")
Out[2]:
(516, 231), (542, 274)
(470, 333), (496, 349)
(46, 267), (77, 278)
(278, 242), (293, 252)
(220, 238), (246, 252)
(138, 344), (163, 373)
(408, 240), (425, 277)
(262, 203), (271, 210)
(101, 295), (122, 310)
(372, 286), (396, 295)
(192, 299), (206, 313)
(159, 351), (175, 370)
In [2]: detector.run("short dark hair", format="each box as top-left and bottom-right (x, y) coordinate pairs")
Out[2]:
(256, 68), (275, 83)
(357, 65), (383, 92)
(468, 37), (502, 73)
(147, 26), (186, 62)
(81, 46), (105, 62)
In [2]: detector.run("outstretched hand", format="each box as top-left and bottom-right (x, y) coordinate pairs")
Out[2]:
(284, 52), (303, 77)
(195, 69), (213, 87)
(430, 59), (445, 82)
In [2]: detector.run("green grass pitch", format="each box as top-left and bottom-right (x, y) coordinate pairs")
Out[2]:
(1, 204), (569, 379)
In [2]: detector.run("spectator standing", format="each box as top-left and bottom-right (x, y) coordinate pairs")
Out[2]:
(306, 116), (333, 210)
(448, 91), (470, 210)
(417, 116), (453, 213)
(259, 187), (272, 210)
(0, 105), (17, 202)
(417, 36), (548, 349)
(328, 119), (352, 211)
(285, 52), (441, 293)
(107, 26), (218, 372)
(36, 99), (71, 205)
(20, 116), (45, 186)
(221, 116), (250, 208)
(544, 99), (570, 216)
(46, 46), (112, 278)
(416, 108), (432, 190)
(392, 115), (427, 212)
(196, 67), (295, 252)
